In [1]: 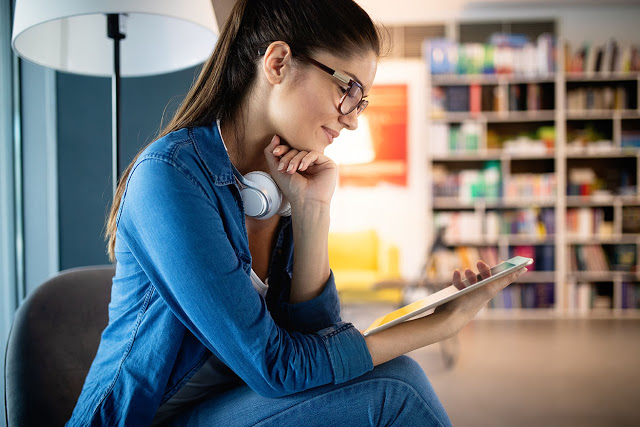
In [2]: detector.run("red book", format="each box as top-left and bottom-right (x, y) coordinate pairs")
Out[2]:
(512, 245), (536, 271)
(470, 84), (481, 117)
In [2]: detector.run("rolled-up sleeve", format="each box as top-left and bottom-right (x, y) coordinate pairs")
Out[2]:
(276, 271), (342, 334)
(117, 157), (372, 397)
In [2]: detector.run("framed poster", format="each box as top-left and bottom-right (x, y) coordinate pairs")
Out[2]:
(336, 84), (408, 187)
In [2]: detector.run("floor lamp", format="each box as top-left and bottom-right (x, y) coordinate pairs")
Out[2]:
(11, 0), (219, 196)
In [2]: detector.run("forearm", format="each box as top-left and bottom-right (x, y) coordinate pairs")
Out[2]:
(363, 311), (458, 366)
(289, 201), (331, 304)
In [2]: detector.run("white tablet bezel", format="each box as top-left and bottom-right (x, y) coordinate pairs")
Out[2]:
(362, 256), (533, 336)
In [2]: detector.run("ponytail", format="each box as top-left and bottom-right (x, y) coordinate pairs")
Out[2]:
(105, 0), (383, 262)
(105, 0), (250, 261)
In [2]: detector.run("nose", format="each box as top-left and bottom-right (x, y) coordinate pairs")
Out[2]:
(338, 109), (359, 131)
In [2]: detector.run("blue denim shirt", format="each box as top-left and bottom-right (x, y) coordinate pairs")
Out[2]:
(67, 122), (373, 426)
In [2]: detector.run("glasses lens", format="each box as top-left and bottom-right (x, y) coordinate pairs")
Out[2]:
(356, 99), (368, 116)
(340, 83), (363, 115)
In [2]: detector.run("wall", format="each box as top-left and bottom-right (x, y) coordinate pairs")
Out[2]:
(56, 67), (198, 269)
(1, 0), (15, 423)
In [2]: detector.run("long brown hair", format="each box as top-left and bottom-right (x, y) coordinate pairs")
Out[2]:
(105, 0), (384, 261)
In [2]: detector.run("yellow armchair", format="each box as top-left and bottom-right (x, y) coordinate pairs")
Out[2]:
(328, 230), (403, 304)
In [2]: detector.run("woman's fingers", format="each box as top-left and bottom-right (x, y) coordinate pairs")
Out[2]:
(464, 269), (477, 285)
(452, 269), (462, 285)
(477, 261), (491, 279)
(298, 152), (320, 171)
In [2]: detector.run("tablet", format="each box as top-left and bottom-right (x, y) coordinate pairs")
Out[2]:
(362, 256), (533, 336)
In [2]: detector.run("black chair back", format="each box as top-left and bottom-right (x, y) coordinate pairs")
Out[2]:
(4, 266), (114, 426)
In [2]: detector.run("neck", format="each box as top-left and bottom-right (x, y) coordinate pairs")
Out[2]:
(220, 98), (274, 175)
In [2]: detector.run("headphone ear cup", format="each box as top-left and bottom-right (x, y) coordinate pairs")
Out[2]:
(242, 171), (283, 219)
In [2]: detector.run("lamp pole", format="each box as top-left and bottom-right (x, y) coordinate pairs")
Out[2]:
(107, 14), (125, 197)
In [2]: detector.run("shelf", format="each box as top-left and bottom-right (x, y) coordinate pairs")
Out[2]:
(442, 235), (553, 246)
(425, 37), (640, 320)
(569, 271), (640, 281)
(566, 109), (640, 120)
(565, 72), (640, 82)
(565, 147), (639, 158)
(425, 272), (555, 287)
(431, 73), (556, 85)
(432, 110), (555, 123)
(566, 195), (640, 206)
(566, 235), (639, 245)
(433, 197), (556, 209)
(432, 151), (555, 161)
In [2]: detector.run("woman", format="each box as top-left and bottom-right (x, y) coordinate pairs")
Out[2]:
(68, 0), (527, 425)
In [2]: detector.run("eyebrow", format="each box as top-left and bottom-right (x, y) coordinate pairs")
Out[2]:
(344, 70), (365, 92)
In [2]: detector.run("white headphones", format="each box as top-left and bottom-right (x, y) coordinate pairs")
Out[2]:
(217, 120), (291, 220)
(232, 169), (291, 219)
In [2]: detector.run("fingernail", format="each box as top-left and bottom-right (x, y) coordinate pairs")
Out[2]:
(271, 135), (277, 144)
(287, 164), (294, 172)
(273, 147), (281, 155)
(278, 162), (284, 171)
(298, 163), (304, 170)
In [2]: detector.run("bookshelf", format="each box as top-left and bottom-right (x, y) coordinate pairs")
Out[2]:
(424, 35), (640, 317)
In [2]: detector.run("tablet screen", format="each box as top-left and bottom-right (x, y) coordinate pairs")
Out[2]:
(362, 257), (532, 336)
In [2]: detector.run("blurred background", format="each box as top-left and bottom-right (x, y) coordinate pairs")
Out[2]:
(2, 0), (640, 425)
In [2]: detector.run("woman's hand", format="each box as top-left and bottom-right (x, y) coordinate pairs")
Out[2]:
(364, 260), (528, 366)
(435, 260), (528, 335)
(263, 135), (337, 210)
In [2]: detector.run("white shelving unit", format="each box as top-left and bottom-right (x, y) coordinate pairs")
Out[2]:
(424, 38), (640, 317)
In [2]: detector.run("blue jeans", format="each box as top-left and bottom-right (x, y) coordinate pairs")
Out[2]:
(168, 356), (451, 426)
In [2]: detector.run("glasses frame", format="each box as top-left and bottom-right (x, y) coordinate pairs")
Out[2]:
(257, 48), (368, 116)
(296, 53), (368, 116)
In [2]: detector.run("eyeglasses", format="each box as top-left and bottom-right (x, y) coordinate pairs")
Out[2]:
(257, 48), (368, 116)
(297, 53), (369, 116)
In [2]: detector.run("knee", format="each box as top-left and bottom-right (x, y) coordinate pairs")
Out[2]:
(374, 355), (430, 392)
(367, 356), (450, 425)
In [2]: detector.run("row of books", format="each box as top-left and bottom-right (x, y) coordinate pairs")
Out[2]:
(567, 166), (635, 197)
(426, 245), (553, 281)
(427, 246), (500, 280)
(565, 39), (640, 75)
(510, 244), (555, 272)
(570, 283), (613, 311)
(427, 34), (555, 76)
(490, 209), (555, 238)
(622, 283), (640, 309)
(489, 283), (555, 309)
(432, 163), (502, 201)
(621, 131), (640, 148)
(430, 123), (554, 156)
(434, 209), (555, 241)
(431, 83), (553, 115)
(568, 244), (637, 272)
(622, 206), (640, 233)
(566, 208), (613, 238)
(429, 122), (482, 154)
(505, 173), (557, 199)
(566, 86), (633, 111)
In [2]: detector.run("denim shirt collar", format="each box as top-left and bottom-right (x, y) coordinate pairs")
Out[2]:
(189, 120), (236, 187)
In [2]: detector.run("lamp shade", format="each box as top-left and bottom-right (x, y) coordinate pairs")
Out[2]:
(11, 0), (219, 77)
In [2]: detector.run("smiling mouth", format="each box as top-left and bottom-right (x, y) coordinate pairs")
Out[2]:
(322, 127), (340, 143)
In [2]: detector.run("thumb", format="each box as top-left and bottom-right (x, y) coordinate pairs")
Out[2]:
(263, 135), (281, 174)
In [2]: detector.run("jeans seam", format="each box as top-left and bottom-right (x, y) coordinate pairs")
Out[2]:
(251, 377), (446, 427)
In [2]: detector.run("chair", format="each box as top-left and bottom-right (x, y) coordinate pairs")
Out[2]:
(4, 266), (115, 427)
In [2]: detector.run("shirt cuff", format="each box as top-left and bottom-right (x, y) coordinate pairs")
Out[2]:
(279, 270), (341, 333)
(315, 322), (374, 384)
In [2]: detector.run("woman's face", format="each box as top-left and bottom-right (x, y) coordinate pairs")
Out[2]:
(269, 49), (378, 154)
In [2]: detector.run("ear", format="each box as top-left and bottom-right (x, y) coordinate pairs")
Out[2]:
(262, 41), (293, 85)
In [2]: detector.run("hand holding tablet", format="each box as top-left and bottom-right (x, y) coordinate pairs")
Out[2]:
(363, 256), (533, 336)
